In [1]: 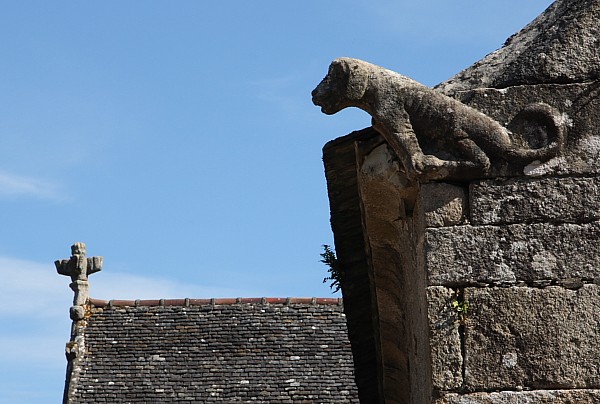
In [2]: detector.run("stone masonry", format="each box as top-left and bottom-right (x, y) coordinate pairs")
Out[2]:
(425, 180), (600, 399)
(318, 0), (600, 402)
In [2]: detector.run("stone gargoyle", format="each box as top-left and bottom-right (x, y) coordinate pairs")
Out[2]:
(312, 57), (565, 181)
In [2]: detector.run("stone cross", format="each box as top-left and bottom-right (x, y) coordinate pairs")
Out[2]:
(55, 242), (103, 320)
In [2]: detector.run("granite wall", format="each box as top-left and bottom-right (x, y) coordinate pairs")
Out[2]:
(323, 1), (600, 402)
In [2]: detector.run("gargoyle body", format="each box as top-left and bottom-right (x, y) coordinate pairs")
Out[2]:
(312, 58), (565, 180)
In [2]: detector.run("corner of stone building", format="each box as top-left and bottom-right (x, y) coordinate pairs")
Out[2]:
(327, 134), (600, 403)
(320, 1), (600, 402)
(356, 137), (434, 404)
(325, 130), (438, 404)
(323, 128), (386, 404)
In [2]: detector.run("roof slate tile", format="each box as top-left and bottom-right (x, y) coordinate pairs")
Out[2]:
(65, 299), (358, 403)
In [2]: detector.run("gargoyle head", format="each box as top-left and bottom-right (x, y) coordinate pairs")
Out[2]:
(312, 57), (369, 115)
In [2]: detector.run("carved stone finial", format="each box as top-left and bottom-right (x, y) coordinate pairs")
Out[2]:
(55, 242), (103, 320)
(56, 242), (102, 282)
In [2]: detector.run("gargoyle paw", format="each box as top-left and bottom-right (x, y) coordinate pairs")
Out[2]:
(413, 155), (444, 173)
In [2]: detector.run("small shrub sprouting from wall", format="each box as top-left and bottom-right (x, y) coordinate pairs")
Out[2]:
(321, 244), (342, 293)
(452, 290), (469, 324)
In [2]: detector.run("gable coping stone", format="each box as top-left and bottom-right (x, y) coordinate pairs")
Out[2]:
(89, 297), (343, 308)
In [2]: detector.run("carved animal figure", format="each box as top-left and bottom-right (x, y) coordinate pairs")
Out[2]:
(312, 57), (564, 180)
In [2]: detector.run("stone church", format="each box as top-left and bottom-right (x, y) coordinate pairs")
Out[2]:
(58, 0), (600, 402)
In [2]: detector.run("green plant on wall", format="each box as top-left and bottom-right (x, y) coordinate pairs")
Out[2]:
(451, 296), (469, 324)
(320, 244), (342, 293)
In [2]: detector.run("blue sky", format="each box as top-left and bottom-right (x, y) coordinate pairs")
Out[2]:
(0, 1), (554, 402)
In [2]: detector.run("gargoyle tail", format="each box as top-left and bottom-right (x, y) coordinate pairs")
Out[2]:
(509, 103), (565, 162)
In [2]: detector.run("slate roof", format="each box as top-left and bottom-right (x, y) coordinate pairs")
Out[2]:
(64, 297), (359, 403)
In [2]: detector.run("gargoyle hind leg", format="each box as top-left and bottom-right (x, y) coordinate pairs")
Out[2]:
(449, 136), (491, 177)
(412, 137), (490, 180)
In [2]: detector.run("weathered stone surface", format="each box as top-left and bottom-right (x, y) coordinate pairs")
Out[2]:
(357, 140), (432, 404)
(421, 183), (467, 227)
(436, 390), (600, 404)
(463, 285), (600, 390)
(448, 82), (600, 178)
(56, 242), (103, 321)
(313, 58), (565, 182)
(427, 287), (462, 391)
(55, 242), (103, 282)
(69, 305), (85, 321)
(434, 1), (600, 178)
(319, 1), (600, 402)
(471, 176), (600, 225)
(437, 0), (600, 93)
(427, 221), (600, 286)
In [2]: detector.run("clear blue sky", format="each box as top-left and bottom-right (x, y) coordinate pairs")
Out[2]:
(0, 1), (553, 402)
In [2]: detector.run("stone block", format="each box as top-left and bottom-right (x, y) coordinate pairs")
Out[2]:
(420, 183), (467, 228)
(450, 82), (600, 178)
(470, 176), (600, 225)
(426, 221), (600, 286)
(427, 287), (462, 391)
(436, 390), (600, 404)
(463, 285), (600, 390)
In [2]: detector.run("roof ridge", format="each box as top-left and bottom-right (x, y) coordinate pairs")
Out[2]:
(88, 297), (343, 308)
